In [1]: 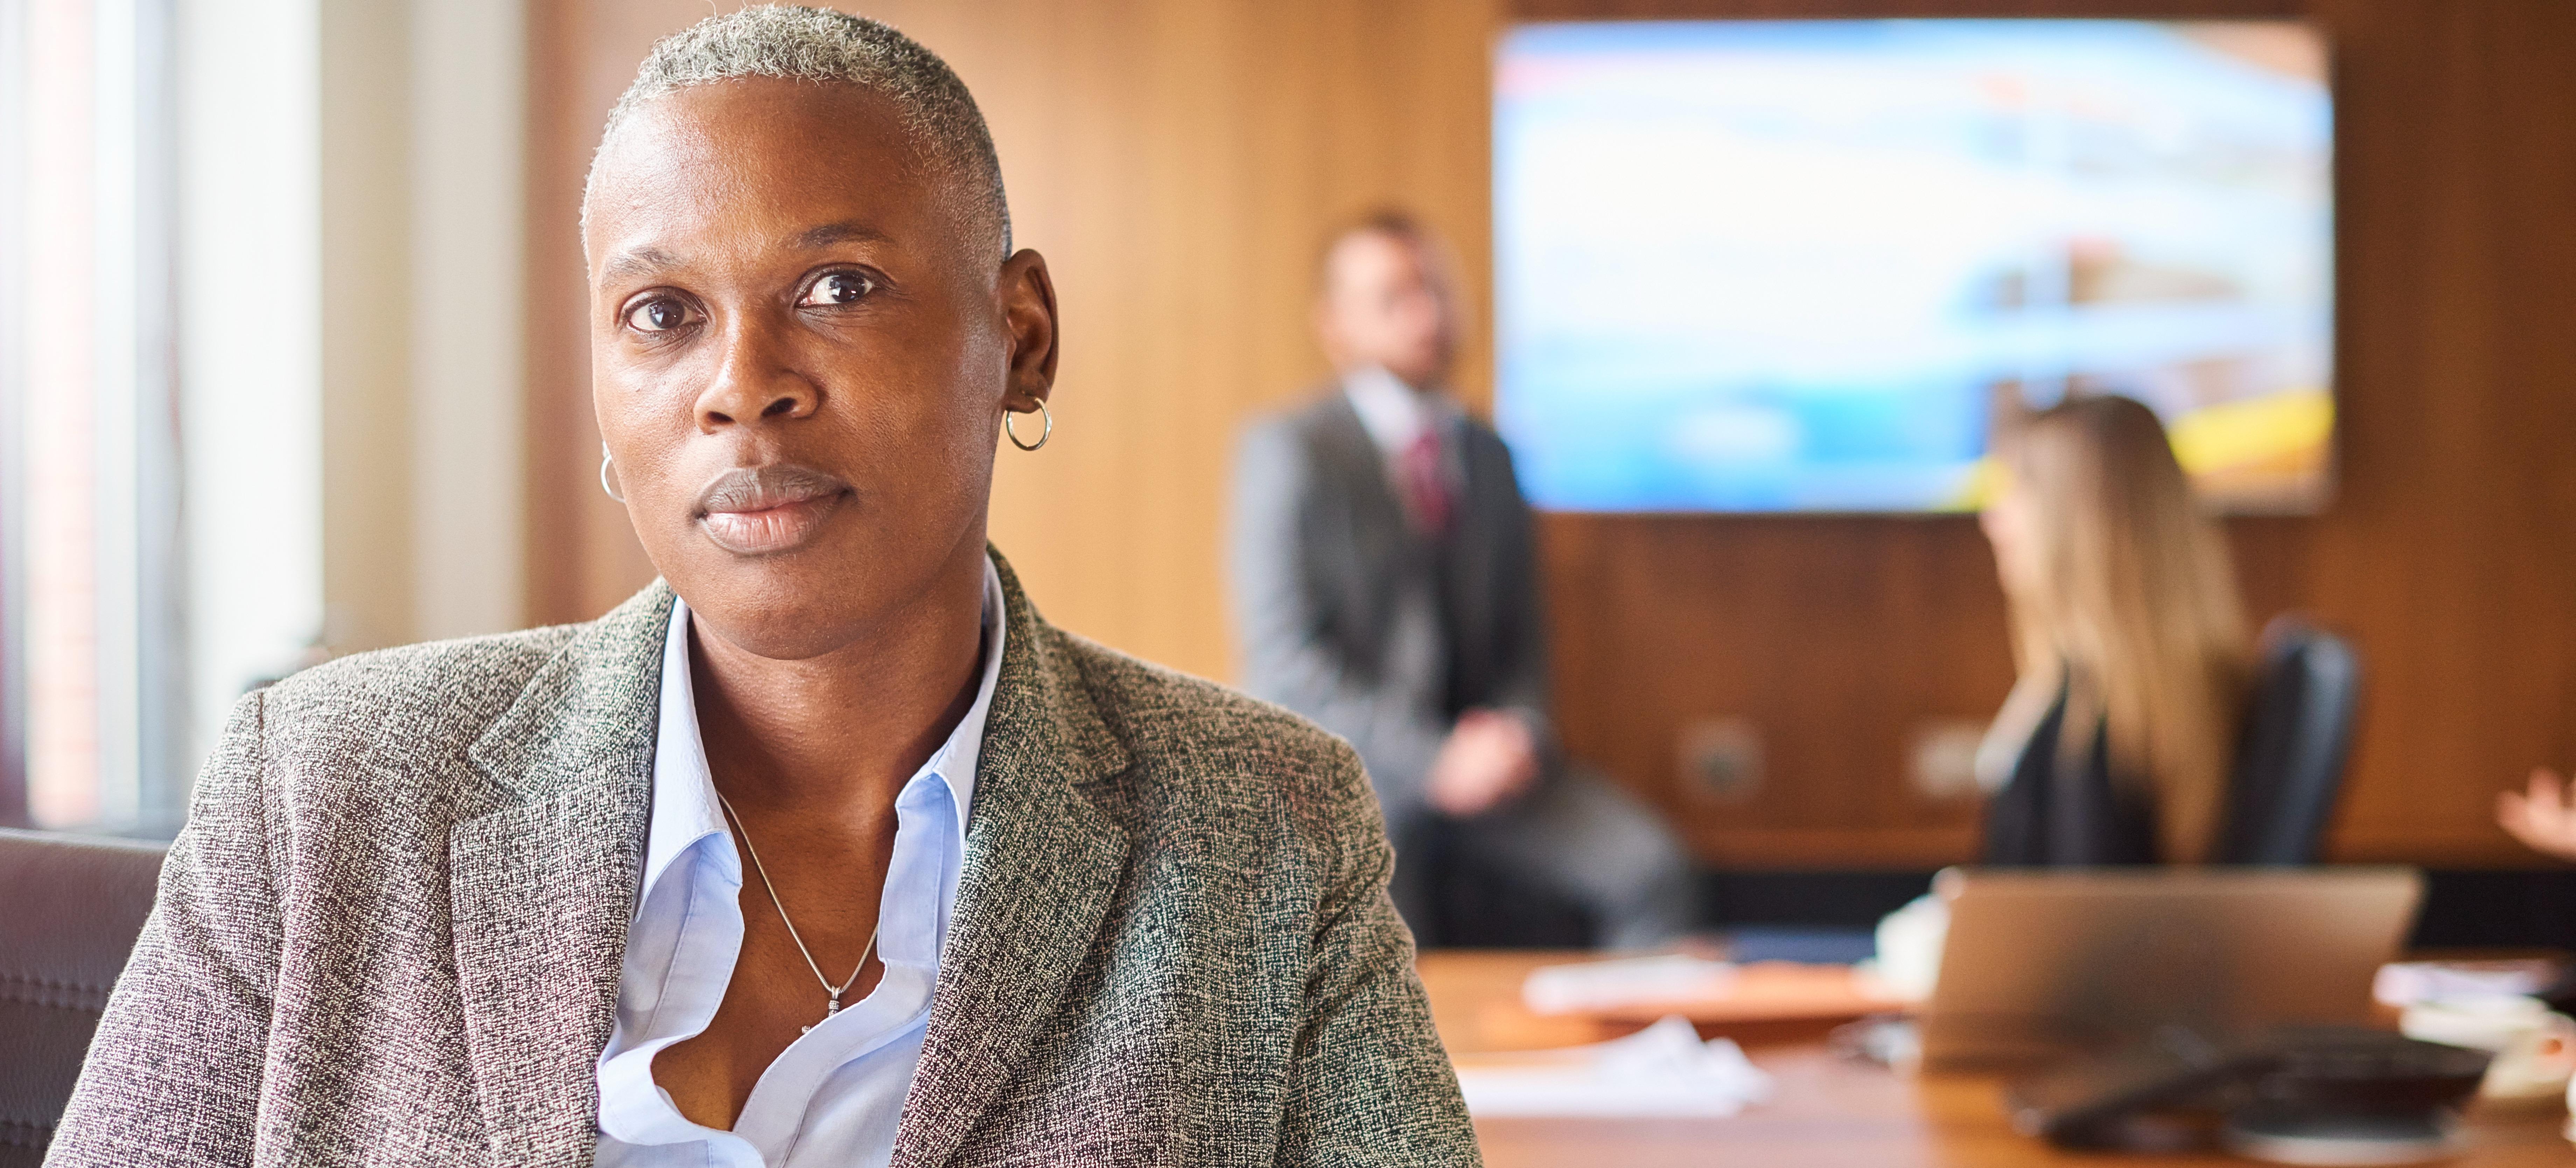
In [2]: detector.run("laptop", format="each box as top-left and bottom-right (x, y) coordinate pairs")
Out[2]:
(1920, 866), (2424, 1068)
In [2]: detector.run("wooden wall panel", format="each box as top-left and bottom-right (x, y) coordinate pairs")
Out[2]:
(526, 0), (2576, 868)
(2308, 0), (2576, 862)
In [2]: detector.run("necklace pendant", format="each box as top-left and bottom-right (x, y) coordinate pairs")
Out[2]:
(803, 997), (840, 1037)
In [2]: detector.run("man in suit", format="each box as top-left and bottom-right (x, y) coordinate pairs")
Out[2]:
(1231, 212), (1696, 948)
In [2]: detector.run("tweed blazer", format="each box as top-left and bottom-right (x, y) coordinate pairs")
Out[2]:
(45, 552), (1479, 1168)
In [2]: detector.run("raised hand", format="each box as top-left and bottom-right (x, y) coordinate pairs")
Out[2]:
(2498, 768), (2576, 861)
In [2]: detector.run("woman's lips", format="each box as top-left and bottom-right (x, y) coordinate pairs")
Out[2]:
(693, 464), (851, 556)
(701, 493), (846, 555)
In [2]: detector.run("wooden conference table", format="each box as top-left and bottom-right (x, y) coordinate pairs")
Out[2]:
(1416, 951), (2576, 1168)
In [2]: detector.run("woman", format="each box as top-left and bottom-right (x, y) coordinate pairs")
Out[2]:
(1974, 394), (2253, 865)
(47, 9), (1475, 1167)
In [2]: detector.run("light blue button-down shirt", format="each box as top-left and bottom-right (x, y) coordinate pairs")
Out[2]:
(594, 560), (1004, 1167)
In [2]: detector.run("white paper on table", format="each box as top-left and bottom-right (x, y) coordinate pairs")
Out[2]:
(1454, 1015), (1776, 1118)
(1520, 954), (1738, 1014)
(2374, 960), (2560, 1008)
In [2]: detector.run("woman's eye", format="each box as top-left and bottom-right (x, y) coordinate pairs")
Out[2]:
(800, 272), (875, 307)
(624, 298), (692, 333)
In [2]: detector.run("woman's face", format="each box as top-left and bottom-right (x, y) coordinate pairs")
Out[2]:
(1981, 466), (2045, 600)
(582, 78), (1056, 660)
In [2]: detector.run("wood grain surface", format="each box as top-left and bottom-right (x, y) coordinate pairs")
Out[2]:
(1422, 950), (2576, 1167)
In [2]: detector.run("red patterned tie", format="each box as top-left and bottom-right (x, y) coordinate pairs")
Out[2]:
(1400, 429), (1453, 536)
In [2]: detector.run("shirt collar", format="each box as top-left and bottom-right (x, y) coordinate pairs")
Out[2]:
(922, 559), (1006, 840)
(1342, 364), (1455, 457)
(641, 556), (1009, 902)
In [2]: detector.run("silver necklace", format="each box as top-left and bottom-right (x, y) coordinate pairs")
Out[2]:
(714, 791), (879, 1034)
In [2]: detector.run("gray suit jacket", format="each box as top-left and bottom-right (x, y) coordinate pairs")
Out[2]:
(45, 552), (1476, 1168)
(1230, 392), (1551, 830)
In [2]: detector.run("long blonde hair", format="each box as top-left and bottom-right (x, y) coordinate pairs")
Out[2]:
(1994, 395), (2252, 862)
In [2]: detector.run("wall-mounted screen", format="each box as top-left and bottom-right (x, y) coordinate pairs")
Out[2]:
(1494, 20), (2333, 513)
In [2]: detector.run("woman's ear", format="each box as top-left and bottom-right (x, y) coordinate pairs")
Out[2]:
(1000, 249), (1058, 406)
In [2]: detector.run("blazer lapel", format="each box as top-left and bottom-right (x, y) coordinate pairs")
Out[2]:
(893, 552), (1133, 1167)
(1315, 391), (1408, 545)
(1312, 393), (1415, 644)
(450, 583), (672, 1167)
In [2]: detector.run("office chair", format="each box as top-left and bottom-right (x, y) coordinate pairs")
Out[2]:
(0, 828), (167, 1167)
(2213, 616), (2363, 866)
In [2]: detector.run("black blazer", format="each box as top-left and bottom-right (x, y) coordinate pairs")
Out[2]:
(1982, 683), (2161, 866)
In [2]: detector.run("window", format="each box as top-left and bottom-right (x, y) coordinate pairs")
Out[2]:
(2, 0), (527, 834)
(3, 0), (189, 834)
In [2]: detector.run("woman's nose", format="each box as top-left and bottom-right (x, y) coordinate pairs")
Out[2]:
(693, 315), (819, 430)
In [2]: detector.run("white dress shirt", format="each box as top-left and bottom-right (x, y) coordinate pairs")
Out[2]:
(594, 558), (1006, 1168)
(1343, 365), (1466, 525)
(1342, 364), (1454, 461)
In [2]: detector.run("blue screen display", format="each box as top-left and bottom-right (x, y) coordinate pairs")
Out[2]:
(1494, 21), (2333, 513)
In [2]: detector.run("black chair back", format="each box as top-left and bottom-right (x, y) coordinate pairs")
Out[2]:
(0, 828), (167, 1168)
(2213, 617), (2362, 865)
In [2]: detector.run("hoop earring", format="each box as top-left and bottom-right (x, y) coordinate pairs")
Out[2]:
(599, 443), (625, 503)
(1004, 398), (1052, 452)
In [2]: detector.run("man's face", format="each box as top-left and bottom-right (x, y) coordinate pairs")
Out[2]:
(1317, 230), (1456, 390)
(583, 77), (1055, 660)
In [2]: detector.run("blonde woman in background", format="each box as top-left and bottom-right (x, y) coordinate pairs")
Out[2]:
(1974, 394), (2255, 865)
